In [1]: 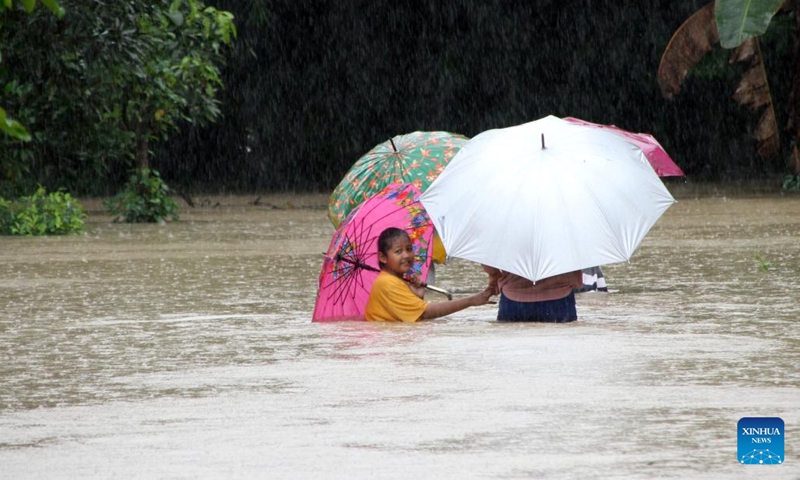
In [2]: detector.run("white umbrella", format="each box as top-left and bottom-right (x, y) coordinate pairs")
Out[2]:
(419, 115), (676, 282)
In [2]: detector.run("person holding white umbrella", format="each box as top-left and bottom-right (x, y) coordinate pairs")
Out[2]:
(483, 266), (583, 322)
(420, 115), (676, 322)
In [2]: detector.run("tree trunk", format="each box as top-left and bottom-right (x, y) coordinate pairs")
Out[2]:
(134, 121), (149, 171)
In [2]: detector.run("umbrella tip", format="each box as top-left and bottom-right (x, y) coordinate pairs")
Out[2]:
(389, 138), (398, 152)
(541, 133), (546, 150)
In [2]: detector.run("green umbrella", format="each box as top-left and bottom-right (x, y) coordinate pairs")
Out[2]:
(328, 131), (468, 228)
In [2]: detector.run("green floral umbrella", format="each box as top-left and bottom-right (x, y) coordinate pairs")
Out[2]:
(328, 131), (469, 228)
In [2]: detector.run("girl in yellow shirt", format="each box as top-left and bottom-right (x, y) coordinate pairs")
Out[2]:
(364, 227), (494, 322)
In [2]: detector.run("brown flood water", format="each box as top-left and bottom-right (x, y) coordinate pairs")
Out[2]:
(0, 186), (798, 479)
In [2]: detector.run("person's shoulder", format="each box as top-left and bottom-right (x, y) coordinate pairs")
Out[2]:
(373, 271), (401, 289)
(374, 270), (393, 282)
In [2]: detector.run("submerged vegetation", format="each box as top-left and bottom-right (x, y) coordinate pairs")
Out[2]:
(783, 173), (800, 190)
(0, 186), (86, 235)
(754, 252), (773, 272)
(104, 168), (179, 223)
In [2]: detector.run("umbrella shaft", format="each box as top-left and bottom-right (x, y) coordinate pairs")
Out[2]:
(335, 255), (380, 273)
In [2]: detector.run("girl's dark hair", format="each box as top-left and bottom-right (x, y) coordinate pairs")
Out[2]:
(377, 227), (410, 265)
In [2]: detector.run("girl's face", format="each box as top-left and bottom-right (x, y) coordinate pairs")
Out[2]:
(379, 235), (415, 277)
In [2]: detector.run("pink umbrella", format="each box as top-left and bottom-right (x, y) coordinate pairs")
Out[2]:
(563, 117), (685, 177)
(312, 183), (436, 322)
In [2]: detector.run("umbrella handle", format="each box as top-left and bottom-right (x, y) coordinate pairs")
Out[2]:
(422, 283), (453, 300)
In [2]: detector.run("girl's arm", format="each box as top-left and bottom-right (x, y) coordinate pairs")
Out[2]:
(420, 286), (494, 320)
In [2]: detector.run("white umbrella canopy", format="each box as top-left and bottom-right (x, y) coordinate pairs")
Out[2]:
(419, 115), (676, 282)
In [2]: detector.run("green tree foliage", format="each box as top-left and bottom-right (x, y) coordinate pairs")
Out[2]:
(0, 0), (62, 140)
(3, 1), (796, 194)
(0, 0), (64, 17)
(0, 105), (29, 140)
(0, 0), (235, 197)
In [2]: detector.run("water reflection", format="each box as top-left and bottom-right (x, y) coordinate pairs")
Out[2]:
(0, 192), (798, 478)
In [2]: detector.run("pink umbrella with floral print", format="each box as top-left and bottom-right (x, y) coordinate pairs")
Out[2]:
(312, 183), (443, 322)
(563, 117), (684, 177)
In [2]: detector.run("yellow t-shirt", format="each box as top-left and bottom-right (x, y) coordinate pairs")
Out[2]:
(364, 271), (428, 322)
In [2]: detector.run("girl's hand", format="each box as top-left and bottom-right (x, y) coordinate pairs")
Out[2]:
(487, 278), (499, 295)
(470, 286), (495, 306)
(405, 275), (425, 299)
(483, 265), (500, 295)
(405, 274), (423, 288)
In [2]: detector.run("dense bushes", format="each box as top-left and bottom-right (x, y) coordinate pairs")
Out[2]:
(0, 186), (86, 235)
(104, 168), (179, 223)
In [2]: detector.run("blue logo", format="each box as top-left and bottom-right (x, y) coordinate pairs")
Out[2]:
(738, 417), (784, 465)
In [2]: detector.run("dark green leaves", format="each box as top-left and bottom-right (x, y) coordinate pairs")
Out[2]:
(167, 0), (184, 26)
(0, 0), (65, 18)
(0, 106), (31, 141)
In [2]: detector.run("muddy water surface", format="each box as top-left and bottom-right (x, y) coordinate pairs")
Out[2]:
(1, 191), (798, 479)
